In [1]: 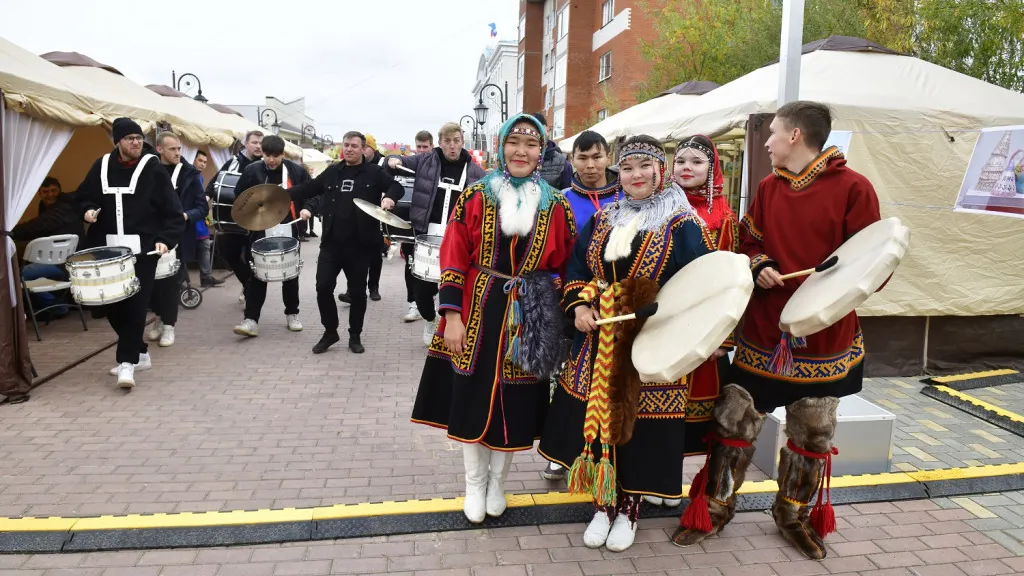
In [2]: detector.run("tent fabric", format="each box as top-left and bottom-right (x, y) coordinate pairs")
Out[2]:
(0, 38), (102, 127)
(209, 147), (233, 171)
(658, 80), (720, 97)
(38, 51), (123, 74)
(302, 147), (332, 176)
(2, 100), (74, 304)
(631, 47), (1024, 318)
(558, 93), (700, 153)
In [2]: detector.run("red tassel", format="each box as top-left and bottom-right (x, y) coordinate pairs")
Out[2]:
(680, 441), (713, 533)
(687, 467), (706, 499)
(768, 333), (795, 376)
(810, 500), (836, 538)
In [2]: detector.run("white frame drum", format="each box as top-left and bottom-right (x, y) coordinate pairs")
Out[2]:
(66, 246), (140, 306)
(154, 247), (180, 280)
(250, 236), (302, 282)
(411, 234), (443, 283)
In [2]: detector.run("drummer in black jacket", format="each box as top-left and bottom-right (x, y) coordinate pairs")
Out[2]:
(289, 131), (404, 355)
(232, 135), (311, 338)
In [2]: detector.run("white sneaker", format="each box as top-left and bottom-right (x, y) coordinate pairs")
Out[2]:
(287, 314), (303, 332)
(234, 318), (258, 337)
(605, 513), (638, 552)
(146, 320), (163, 341)
(583, 511), (613, 548)
(116, 362), (135, 389)
(423, 316), (437, 346)
(238, 290), (245, 304)
(159, 325), (175, 347)
(402, 303), (421, 323)
(109, 352), (152, 375)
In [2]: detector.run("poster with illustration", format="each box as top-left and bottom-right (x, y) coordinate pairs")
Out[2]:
(954, 126), (1024, 219)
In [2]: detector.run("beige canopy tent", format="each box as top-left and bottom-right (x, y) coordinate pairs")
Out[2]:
(0, 37), (104, 127)
(302, 147), (332, 176)
(629, 36), (1024, 374)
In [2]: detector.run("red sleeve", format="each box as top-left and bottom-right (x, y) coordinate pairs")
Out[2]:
(738, 181), (778, 279)
(550, 197), (578, 283)
(718, 211), (740, 253)
(437, 189), (477, 315)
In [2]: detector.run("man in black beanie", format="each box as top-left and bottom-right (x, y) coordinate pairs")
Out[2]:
(75, 117), (185, 389)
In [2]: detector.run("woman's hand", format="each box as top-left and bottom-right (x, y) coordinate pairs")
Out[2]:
(712, 348), (728, 359)
(574, 305), (600, 333)
(444, 311), (467, 355)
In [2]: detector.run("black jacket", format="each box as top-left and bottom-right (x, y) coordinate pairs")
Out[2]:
(76, 144), (185, 252)
(290, 159), (403, 248)
(386, 149), (486, 234)
(236, 159), (312, 241)
(165, 158), (207, 259)
(11, 193), (85, 245)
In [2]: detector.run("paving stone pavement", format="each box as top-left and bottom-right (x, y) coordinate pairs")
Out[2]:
(1, 238), (1023, 519)
(2, 494), (1024, 575)
(967, 383), (1024, 421)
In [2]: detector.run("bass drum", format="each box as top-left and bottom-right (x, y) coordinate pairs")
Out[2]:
(211, 171), (247, 234)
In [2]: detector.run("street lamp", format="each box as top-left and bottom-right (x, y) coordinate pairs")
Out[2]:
(302, 124), (317, 146)
(474, 81), (509, 126)
(258, 107), (281, 135)
(460, 115), (480, 150)
(173, 71), (207, 103)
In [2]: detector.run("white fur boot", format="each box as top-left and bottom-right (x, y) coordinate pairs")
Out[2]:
(583, 509), (613, 548)
(606, 512), (638, 552)
(462, 443), (488, 523)
(486, 449), (514, 517)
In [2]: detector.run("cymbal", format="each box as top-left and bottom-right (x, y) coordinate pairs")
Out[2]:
(352, 197), (412, 229)
(231, 184), (292, 231)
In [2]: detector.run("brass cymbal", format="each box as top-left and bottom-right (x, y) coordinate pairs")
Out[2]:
(231, 184), (292, 231)
(352, 197), (412, 229)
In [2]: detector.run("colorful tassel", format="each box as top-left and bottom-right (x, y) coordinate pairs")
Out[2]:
(768, 332), (803, 376)
(593, 444), (617, 507)
(567, 445), (595, 494)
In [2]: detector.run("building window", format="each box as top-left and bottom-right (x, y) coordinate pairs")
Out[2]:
(601, 0), (615, 26)
(557, 6), (569, 40)
(518, 15), (526, 43)
(518, 54), (525, 80)
(599, 52), (612, 82)
(553, 107), (566, 139)
(597, 109), (608, 121)
(543, 53), (550, 72)
(554, 53), (567, 108)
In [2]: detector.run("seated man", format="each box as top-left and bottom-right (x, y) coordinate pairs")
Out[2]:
(11, 177), (84, 317)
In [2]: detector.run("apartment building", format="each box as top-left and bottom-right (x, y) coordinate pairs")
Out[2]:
(518, 0), (657, 140)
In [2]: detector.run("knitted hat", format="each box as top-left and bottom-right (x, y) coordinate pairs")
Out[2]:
(364, 133), (377, 150)
(112, 117), (143, 143)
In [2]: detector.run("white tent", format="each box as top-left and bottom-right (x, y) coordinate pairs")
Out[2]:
(301, 147), (332, 176)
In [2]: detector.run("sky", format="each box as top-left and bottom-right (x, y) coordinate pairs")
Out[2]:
(0, 0), (520, 145)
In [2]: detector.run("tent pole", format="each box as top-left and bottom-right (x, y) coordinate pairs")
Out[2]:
(778, 0), (805, 105)
(922, 316), (931, 374)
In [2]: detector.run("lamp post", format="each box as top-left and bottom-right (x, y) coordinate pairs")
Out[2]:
(320, 134), (333, 152)
(474, 81), (507, 154)
(301, 124), (318, 146)
(172, 71), (208, 103)
(258, 107), (281, 135)
(460, 115), (480, 151)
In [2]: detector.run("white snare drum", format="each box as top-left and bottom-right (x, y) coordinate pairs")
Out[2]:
(154, 248), (180, 280)
(65, 246), (140, 306)
(411, 234), (442, 282)
(250, 236), (301, 282)
(632, 251), (755, 383)
(780, 217), (910, 338)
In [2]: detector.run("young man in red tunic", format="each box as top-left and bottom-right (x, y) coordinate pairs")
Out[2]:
(672, 101), (881, 560)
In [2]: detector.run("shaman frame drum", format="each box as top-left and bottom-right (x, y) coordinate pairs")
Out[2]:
(779, 217), (910, 338)
(154, 247), (180, 280)
(632, 251), (755, 383)
(66, 246), (140, 306)
(411, 235), (442, 283)
(211, 171), (247, 234)
(250, 236), (302, 282)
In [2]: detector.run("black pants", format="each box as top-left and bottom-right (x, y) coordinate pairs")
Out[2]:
(413, 277), (439, 322)
(244, 277), (299, 322)
(317, 244), (371, 336)
(402, 244), (415, 303)
(107, 253), (158, 364)
(216, 233), (251, 285)
(367, 245), (383, 293)
(150, 250), (186, 326)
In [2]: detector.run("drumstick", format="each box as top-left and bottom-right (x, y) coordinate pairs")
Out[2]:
(594, 302), (659, 326)
(285, 218), (304, 225)
(393, 164), (416, 175)
(778, 255), (839, 281)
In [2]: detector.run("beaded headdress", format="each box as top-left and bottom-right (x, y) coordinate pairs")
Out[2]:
(508, 125), (542, 141)
(677, 135), (721, 215)
(618, 140), (666, 164)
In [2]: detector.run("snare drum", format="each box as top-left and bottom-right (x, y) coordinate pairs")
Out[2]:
(411, 235), (442, 282)
(154, 248), (180, 280)
(66, 246), (140, 306)
(212, 171), (246, 234)
(250, 236), (302, 282)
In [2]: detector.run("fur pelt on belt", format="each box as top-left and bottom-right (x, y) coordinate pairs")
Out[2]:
(517, 271), (570, 377)
(607, 277), (660, 445)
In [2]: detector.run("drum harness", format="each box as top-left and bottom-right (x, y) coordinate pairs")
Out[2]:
(101, 153), (155, 255)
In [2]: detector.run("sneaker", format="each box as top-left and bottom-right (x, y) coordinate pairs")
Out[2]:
(109, 352), (152, 375)
(116, 362), (135, 389)
(423, 317), (438, 346)
(402, 303), (422, 323)
(146, 319), (163, 341)
(159, 325), (175, 347)
(541, 462), (566, 481)
(238, 290), (245, 304)
(233, 318), (258, 337)
(287, 314), (303, 332)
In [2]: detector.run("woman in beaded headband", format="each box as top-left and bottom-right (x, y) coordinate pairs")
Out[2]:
(673, 134), (727, 226)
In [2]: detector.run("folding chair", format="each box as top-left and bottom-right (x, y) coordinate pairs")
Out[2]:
(21, 234), (88, 341)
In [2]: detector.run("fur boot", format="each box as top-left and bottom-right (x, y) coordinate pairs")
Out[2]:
(462, 443), (489, 523)
(672, 384), (765, 547)
(486, 449), (514, 517)
(771, 396), (839, 560)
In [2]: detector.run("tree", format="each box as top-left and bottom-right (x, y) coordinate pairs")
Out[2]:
(914, 0), (1024, 91)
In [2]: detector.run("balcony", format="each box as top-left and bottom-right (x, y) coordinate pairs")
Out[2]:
(592, 7), (630, 51)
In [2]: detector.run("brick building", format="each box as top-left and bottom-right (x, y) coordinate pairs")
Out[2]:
(518, 0), (657, 140)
